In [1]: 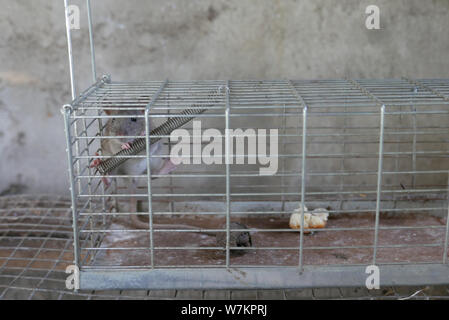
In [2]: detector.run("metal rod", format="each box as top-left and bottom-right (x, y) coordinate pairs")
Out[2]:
(72, 110), (83, 214)
(412, 104), (417, 188)
(79, 107), (95, 262)
(339, 91), (348, 214)
(373, 105), (386, 264)
(80, 243), (442, 251)
(77, 188), (449, 198)
(299, 106), (308, 271)
(145, 107), (154, 268)
(166, 88), (175, 215)
(288, 80), (308, 272)
(145, 81), (168, 267)
(63, 105), (80, 267)
(347, 79), (389, 266)
(224, 81), (231, 267)
(63, 0), (76, 100)
(78, 207), (447, 217)
(86, 0), (97, 83)
(443, 172), (449, 264)
(280, 101), (287, 213)
(96, 88), (109, 219)
(76, 169), (449, 180)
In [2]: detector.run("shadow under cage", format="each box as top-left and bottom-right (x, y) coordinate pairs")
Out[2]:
(62, 1), (449, 290)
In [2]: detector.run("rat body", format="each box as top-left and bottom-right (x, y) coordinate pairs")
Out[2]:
(100, 109), (175, 180)
(91, 108), (176, 217)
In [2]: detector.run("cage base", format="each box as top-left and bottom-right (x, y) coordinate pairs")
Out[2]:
(79, 264), (449, 290)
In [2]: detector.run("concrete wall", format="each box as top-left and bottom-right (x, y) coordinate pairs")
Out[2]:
(0, 0), (449, 195)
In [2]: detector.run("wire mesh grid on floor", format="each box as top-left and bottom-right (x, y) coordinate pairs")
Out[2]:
(0, 195), (448, 300)
(0, 194), (139, 300)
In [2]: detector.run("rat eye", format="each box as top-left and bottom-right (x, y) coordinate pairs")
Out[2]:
(131, 118), (137, 122)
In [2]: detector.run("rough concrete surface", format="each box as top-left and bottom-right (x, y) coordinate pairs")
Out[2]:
(0, 0), (449, 195)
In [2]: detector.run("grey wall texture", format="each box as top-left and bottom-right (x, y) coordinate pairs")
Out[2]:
(0, 0), (449, 195)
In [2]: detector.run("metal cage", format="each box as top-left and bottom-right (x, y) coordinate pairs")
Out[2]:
(62, 1), (449, 290)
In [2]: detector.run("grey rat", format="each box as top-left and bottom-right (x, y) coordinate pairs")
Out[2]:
(91, 107), (176, 218)
(91, 108), (176, 184)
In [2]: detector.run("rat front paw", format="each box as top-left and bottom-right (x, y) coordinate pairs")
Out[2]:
(121, 142), (132, 150)
(89, 152), (102, 168)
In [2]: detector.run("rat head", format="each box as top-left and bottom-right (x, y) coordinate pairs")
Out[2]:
(104, 109), (146, 138)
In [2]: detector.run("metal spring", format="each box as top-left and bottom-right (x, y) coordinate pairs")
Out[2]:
(96, 88), (226, 174)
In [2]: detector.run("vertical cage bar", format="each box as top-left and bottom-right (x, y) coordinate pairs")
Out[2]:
(411, 105), (417, 188)
(72, 107), (90, 263)
(145, 80), (168, 268)
(86, 0), (97, 82)
(224, 81), (231, 267)
(299, 106), (308, 271)
(96, 92), (108, 216)
(167, 89), (175, 214)
(280, 103), (287, 213)
(392, 105), (401, 213)
(287, 80), (309, 272)
(73, 109), (83, 206)
(443, 172), (449, 264)
(339, 96), (348, 213)
(80, 104), (95, 262)
(99, 78), (117, 216)
(411, 86), (418, 188)
(63, 0), (77, 100)
(144, 108), (154, 268)
(373, 105), (385, 265)
(63, 105), (80, 267)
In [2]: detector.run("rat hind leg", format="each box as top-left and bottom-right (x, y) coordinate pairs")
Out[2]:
(126, 177), (139, 214)
(158, 159), (177, 175)
(126, 177), (149, 228)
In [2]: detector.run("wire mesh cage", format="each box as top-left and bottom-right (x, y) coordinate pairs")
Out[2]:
(61, 1), (449, 290)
